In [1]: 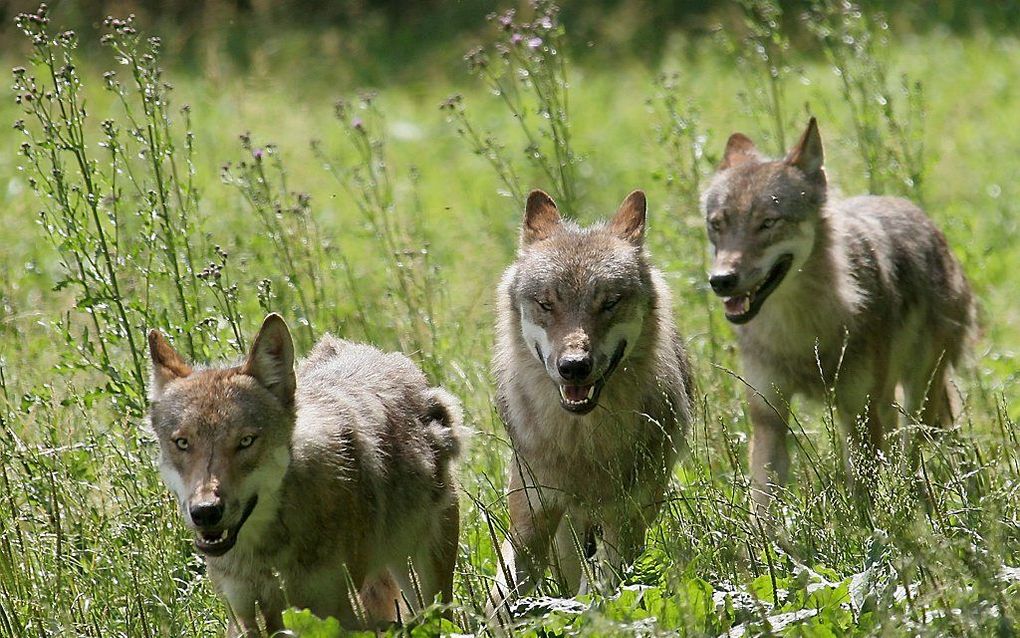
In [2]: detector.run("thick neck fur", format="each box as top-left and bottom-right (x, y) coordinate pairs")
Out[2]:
(736, 198), (864, 358)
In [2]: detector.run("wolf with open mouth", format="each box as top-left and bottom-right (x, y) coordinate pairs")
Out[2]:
(702, 118), (974, 515)
(147, 314), (464, 635)
(488, 189), (694, 619)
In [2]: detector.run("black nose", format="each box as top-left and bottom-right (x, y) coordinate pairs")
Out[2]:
(709, 272), (739, 295)
(190, 501), (224, 527)
(557, 353), (593, 382)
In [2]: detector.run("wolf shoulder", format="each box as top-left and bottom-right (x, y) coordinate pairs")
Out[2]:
(834, 194), (946, 243)
(835, 195), (965, 266)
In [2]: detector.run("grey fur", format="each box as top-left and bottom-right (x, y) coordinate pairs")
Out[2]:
(148, 315), (464, 636)
(702, 118), (974, 514)
(488, 190), (694, 620)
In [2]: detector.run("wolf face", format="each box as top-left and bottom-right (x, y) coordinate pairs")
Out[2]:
(509, 190), (650, 415)
(147, 315), (295, 557)
(701, 119), (828, 324)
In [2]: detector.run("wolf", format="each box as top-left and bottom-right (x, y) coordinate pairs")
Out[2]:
(487, 189), (695, 618)
(702, 117), (974, 512)
(147, 314), (464, 636)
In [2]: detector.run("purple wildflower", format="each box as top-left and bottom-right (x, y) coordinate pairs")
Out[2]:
(527, 37), (543, 49)
(252, 147), (264, 160)
(511, 33), (524, 44)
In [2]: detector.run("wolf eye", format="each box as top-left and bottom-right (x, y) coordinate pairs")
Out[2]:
(759, 217), (780, 231)
(536, 299), (553, 312)
(238, 435), (257, 450)
(174, 437), (189, 451)
(601, 296), (621, 312)
(708, 218), (723, 233)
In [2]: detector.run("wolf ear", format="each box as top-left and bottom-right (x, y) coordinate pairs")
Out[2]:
(242, 313), (296, 408)
(609, 190), (646, 246)
(148, 330), (192, 399)
(521, 189), (561, 245)
(785, 117), (824, 180)
(720, 133), (759, 170)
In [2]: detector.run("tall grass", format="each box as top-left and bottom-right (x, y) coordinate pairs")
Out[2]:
(1, 1), (1018, 636)
(444, 0), (580, 212)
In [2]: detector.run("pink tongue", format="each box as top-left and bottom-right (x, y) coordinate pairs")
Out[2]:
(563, 385), (592, 402)
(724, 295), (750, 315)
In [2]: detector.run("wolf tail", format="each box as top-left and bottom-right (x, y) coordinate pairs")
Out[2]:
(423, 386), (468, 466)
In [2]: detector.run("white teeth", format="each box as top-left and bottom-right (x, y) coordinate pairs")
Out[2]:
(558, 385), (595, 406)
(202, 529), (230, 544)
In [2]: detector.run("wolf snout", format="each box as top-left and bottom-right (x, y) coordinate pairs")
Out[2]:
(709, 272), (740, 296)
(557, 352), (593, 382)
(189, 500), (225, 527)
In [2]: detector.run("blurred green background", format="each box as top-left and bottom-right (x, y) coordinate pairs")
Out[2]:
(1, 1), (1018, 636)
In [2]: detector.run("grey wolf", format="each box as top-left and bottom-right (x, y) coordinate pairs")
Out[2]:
(147, 314), (464, 636)
(488, 189), (694, 617)
(702, 117), (974, 512)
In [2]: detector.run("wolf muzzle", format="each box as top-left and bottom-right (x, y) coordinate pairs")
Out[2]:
(193, 495), (259, 557)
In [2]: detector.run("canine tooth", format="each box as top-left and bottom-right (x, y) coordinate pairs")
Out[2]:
(559, 386), (568, 401)
(585, 386), (595, 400)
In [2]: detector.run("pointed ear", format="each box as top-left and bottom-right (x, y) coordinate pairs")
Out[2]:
(608, 190), (646, 246)
(521, 189), (561, 245)
(241, 313), (296, 408)
(785, 117), (824, 179)
(719, 133), (759, 170)
(148, 329), (192, 399)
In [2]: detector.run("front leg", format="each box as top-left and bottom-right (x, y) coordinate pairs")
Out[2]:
(212, 572), (260, 638)
(257, 586), (286, 636)
(487, 456), (563, 621)
(213, 561), (283, 637)
(746, 383), (791, 519)
(596, 516), (647, 593)
(835, 349), (895, 502)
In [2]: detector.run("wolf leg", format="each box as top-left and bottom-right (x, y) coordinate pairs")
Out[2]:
(597, 517), (646, 593)
(486, 458), (563, 621)
(256, 585), (286, 636)
(550, 513), (590, 596)
(430, 501), (461, 607)
(836, 352), (895, 505)
(212, 568), (263, 638)
(747, 388), (790, 518)
(904, 347), (954, 433)
(359, 571), (404, 626)
(393, 499), (460, 618)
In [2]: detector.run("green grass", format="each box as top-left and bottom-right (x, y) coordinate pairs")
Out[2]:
(1, 3), (1018, 636)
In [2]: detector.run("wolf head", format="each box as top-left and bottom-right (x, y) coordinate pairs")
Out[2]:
(509, 189), (652, 415)
(147, 314), (295, 557)
(701, 118), (827, 324)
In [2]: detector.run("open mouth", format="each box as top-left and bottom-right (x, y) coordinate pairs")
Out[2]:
(193, 496), (258, 557)
(557, 340), (627, 415)
(722, 254), (793, 325)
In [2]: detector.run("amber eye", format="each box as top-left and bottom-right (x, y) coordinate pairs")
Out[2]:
(174, 437), (189, 451)
(537, 299), (553, 312)
(238, 435), (257, 450)
(759, 217), (780, 231)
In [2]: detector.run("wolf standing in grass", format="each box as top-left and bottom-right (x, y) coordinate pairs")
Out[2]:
(488, 190), (694, 615)
(702, 118), (974, 513)
(147, 314), (464, 636)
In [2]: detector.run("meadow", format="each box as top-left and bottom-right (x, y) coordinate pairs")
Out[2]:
(1, 1), (1018, 635)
